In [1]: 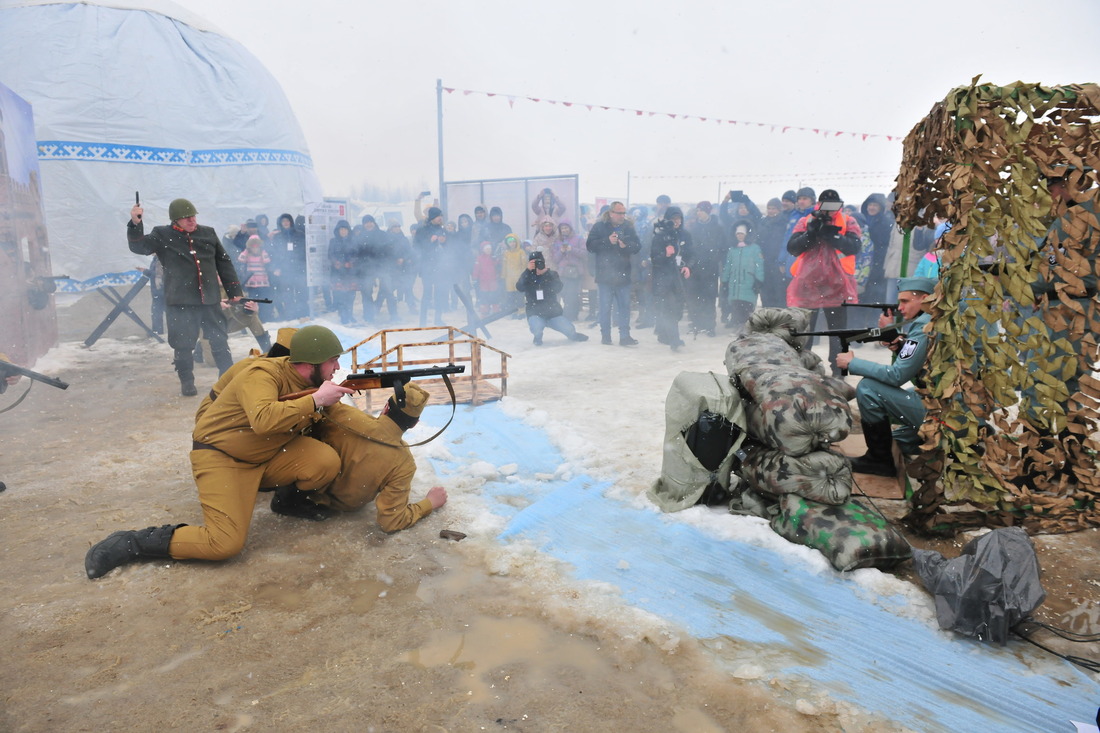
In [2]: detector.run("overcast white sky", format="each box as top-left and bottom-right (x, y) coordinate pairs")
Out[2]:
(176, 0), (1100, 208)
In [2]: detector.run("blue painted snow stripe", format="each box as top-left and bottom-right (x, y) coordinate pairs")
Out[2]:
(420, 401), (1100, 732)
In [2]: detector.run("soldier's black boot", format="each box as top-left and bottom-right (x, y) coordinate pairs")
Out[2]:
(270, 484), (334, 522)
(174, 358), (197, 396)
(85, 523), (184, 579)
(849, 420), (897, 477)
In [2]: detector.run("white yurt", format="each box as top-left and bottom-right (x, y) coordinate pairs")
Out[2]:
(0, 0), (323, 282)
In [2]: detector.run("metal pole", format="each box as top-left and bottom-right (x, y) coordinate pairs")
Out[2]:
(626, 170), (631, 207)
(436, 78), (446, 217)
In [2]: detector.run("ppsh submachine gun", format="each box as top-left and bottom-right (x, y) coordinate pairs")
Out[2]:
(279, 364), (466, 447)
(0, 361), (69, 395)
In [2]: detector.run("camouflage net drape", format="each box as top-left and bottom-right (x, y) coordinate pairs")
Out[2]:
(894, 78), (1100, 535)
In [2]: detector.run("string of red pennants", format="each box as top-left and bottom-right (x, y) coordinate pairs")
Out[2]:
(442, 86), (902, 142)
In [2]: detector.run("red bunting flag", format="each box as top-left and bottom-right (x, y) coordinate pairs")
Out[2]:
(439, 84), (900, 141)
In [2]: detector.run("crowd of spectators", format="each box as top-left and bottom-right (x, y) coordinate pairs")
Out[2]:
(205, 185), (932, 369)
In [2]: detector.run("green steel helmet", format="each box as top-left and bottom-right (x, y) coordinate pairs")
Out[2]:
(168, 198), (198, 221)
(289, 325), (344, 364)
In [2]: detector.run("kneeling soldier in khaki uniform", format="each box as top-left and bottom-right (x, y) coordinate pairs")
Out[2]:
(309, 382), (446, 531)
(85, 326), (354, 578)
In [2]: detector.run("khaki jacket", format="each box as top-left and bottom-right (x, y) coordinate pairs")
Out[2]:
(192, 357), (320, 463)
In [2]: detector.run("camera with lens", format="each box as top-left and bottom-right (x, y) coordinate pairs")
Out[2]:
(653, 218), (676, 234)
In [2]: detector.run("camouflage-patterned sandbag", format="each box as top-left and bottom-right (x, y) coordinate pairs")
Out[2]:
(798, 349), (828, 374)
(739, 363), (853, 455)
(740, 444), (852, 505)
(649, 372), (747, 512)
(770, 494), (912, 572)
(724, 332), (805, 376)
(745, 306), (814, 350)
(729, 485), (779, 520)
(821, 373), (856, 402)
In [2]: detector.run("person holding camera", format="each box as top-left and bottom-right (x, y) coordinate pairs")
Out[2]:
(650, 206), (692, 351)
(786, 189), (863, 374)
(515, 251), (589, 345)
(586, 201), (641, 345)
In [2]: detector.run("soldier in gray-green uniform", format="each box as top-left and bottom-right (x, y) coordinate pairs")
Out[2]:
(835, 277), (935, 476)
(128, 198), (242, 396)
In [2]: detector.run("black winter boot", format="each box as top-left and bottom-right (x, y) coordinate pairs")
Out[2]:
(849, 420), (897, 477)
(85, 523), (184, 580)
(174, 358), (197, 396)
(270, 485), (334, 522)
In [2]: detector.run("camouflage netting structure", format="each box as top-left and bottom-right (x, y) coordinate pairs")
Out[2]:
(894, 78), (1100, 535)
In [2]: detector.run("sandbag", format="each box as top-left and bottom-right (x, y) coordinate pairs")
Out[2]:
(740, 444), (852, 505)
(770, 494), (912, 571)
(724, 332), (805, 376)
(745, 306), (815, 350)
(798, 348), (828, 374)
(739, 363), (853, 456)
(729, 485), (779, 520)
(912, 527), (1046, 645)
(649, 371), (747, 512)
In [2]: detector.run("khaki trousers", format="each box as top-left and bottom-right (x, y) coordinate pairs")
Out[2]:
(169, 436), (340, 561)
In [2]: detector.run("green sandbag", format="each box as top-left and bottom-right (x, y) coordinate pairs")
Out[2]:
(770, 494), (911, 572)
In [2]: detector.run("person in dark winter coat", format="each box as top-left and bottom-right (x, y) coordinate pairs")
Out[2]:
(858, 192), (896, 312)
(754, 198), (792, 308)
(387, 220), (418, 314)
(356, 215), (392, 322)
(483, 206), (513, 249)
(649, 206), (692, 351)
(270, 212), (308, 319)
(585, 201), (641, 346)
(685, 201), (727, 336)
(515, 252), (588, 345)
(414, 207), (448, 326)
(719, 191), (762, 232)
(328, 220), (360, 325)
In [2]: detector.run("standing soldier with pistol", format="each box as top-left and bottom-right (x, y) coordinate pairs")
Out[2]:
(127, 197), (242, 395)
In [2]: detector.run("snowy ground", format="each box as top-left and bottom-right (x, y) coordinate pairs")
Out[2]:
(1, 290), (1097, 732)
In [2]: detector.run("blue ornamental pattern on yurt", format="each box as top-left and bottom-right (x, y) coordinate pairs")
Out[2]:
(37, 141), (312, 168)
